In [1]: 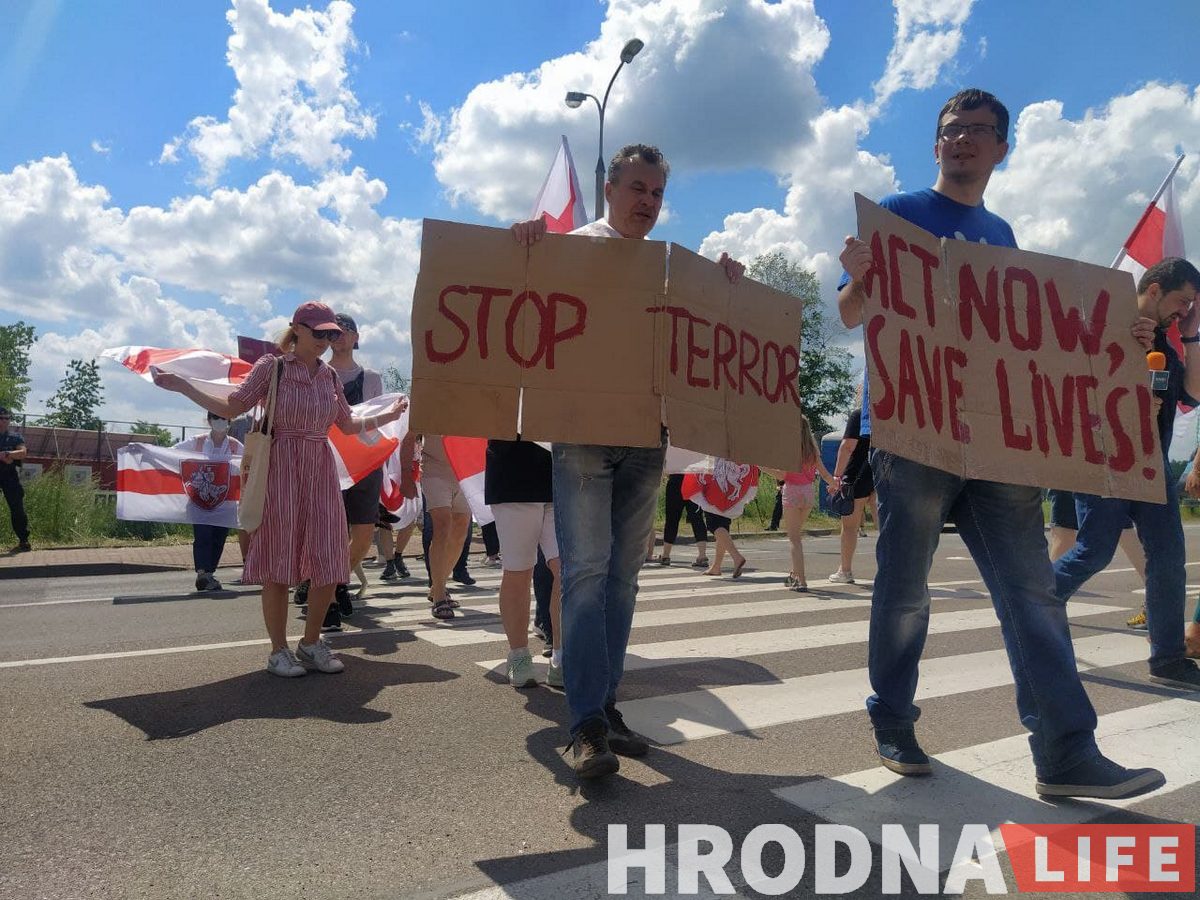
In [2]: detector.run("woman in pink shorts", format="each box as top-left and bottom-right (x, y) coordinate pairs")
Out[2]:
(768, 416), (834, 591)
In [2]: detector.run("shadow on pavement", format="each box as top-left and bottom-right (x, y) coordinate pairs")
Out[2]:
(84, 654), (457, 740)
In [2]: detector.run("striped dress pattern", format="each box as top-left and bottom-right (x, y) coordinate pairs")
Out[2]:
(230, 354), (353, 586)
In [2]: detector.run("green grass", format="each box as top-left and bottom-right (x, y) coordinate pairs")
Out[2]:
(0, 471), (194, 548)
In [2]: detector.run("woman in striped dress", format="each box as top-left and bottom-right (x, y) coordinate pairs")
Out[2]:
(153, 301), (407, 677)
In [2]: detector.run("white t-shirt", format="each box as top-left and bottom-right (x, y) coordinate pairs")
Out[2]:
(331, 363), (383, 402)
(173, 434), (243, 459)
(569, 219), (623, 239)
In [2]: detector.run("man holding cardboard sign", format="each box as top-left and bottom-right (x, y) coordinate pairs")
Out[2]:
(512, 144), (745, 780)
(838, 89), (1163, 800)
(1053, 257), (1200, 690)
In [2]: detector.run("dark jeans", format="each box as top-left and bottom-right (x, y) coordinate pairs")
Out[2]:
(662, 472), (707, 545)
(1054, 472), (1188, 669)
(867, 450), (1099, 778)
(482, 521), (500, 557)
(192, 524), (229, 573)
(554, 441), (666, 734)
(769, 488), (784, 530)
(533, 547), (553, 638)
(2, 473), (29, 543)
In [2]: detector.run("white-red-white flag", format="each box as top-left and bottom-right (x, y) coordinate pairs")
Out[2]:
(441, 436), (493, 525)
(117, 443), (242, 526)
(1115, 169), (1186, 285)
(682, 459), (760, 519)
(102, 346), (402, 488)
(1114, 157), (1188, 407)
(531, 135), (589, 233)
(101, 346), (253, 399)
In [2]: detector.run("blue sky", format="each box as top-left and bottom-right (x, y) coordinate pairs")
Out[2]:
(1, 0), (1199, 438)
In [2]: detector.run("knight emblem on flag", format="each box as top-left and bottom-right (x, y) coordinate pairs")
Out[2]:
(181, 460), (231, 511)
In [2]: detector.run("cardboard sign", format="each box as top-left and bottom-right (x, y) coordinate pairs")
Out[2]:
(410, 219), (805, 471)
(856, 194), (1165, 503)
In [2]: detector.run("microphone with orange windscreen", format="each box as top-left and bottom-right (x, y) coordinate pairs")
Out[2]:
(1148, 351), (1170, 392)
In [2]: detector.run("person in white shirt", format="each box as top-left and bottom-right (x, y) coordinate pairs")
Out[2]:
(174, 411), (244, 591)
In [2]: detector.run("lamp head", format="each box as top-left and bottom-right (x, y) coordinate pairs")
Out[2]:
(564, 91), (586, 109)
(620, 39), (644, 64)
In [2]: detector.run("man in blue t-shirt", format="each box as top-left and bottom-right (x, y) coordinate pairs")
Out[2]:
(1053, 258), (1200, 689)
(837, 88), (1163, 800)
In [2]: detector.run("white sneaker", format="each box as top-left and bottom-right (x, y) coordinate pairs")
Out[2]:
(296, 639), (345, 674)
(267, 647), (306, 677)
(828, 570), (855, 584)
(484, 554), (503, 568)
(508, 650), (536, 688)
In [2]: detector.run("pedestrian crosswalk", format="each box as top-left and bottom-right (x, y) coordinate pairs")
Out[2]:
(352, 560), (1199, 898)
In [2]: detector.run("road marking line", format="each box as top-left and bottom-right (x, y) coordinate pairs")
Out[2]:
(475, 603), (1116, 672)
(0, 627), (398, 669)
(422, 595), (873, 647)
(773, 698), (1200, 871)
(620, 633), (1151, 746)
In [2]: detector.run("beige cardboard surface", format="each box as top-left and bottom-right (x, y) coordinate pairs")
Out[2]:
(662, 245), (805, 471)
(410, 220), (805, 468)
(856, 194), (1164, 502)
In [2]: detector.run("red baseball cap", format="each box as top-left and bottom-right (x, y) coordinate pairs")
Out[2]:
(291, 300), (341, 333)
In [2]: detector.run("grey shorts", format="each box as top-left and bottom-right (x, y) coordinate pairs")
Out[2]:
(343, 468), (384, 526)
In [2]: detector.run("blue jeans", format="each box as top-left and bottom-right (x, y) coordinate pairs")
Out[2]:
(553, 442), (666, 735)
(1053, 474), (1186, 670)
(867, 451), (1099, 778)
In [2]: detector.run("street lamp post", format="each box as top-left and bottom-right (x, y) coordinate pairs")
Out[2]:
(565, 38), (644, 222)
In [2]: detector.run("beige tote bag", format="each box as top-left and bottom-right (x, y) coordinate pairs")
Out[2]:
(237, 358), (282, 533)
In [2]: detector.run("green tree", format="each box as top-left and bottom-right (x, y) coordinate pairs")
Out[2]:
(131, 421), (175, 446)
(0, 321), (37, 411)
(747, 251), (855, 437)
(43, 359), (105, 430)
(382, 365), (411, 394)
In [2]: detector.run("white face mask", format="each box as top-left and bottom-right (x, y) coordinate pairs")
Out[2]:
(210, 418), (229, 434)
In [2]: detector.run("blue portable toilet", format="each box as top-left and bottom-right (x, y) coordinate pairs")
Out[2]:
(819, 430), (841, 513)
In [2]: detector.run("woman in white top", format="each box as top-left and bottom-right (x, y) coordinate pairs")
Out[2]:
(174, 411), (244, 591)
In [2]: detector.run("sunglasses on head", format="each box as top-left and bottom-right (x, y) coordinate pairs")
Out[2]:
(298, 322), (341, 341)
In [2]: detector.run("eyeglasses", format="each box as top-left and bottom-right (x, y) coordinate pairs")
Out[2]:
(298, 322), (341, 341)
(937, 123), (1001, 141)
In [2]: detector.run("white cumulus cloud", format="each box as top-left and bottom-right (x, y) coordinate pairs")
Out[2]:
(870, 0), (977, 113)
(163, 0), (376, 185)
(428, 0), (830, 223)
(988, 82), (1200, 265)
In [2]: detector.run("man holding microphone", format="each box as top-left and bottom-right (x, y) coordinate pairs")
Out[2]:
(1053, 257), (1200, 691)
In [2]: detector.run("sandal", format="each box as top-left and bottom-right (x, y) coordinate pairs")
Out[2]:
(732, 558), (747, 579)
(691, 558), (710, 568)
(658, 556), (672, 566)
(432, 599), (456, 621)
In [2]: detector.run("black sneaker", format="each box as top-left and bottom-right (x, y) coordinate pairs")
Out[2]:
(195, 573), (207, 591)
(321, 602), (342, 632)
(605, 704), (650, 757)
(1036, 753), (1165, 800)
(14, 541), (32, 553)
(380, 560), (398, 581)
(568, 721), (620, 780)
(335, 583), (354, 616)
(1149, 658), (1200, 691)
(452, 568), (476, 586)
(293, 580), (310, 606)
(196, 573), (222, 592)
(396, 558), (410, 578)
(874, 726), (932, 775)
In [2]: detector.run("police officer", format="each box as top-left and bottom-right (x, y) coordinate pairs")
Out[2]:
(0, 406), (31, 553)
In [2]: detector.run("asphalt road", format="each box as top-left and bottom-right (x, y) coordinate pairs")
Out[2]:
(2, 528), (1198, 899)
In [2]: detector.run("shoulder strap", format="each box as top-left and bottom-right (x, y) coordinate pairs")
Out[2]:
(259, 357), (283, 436)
